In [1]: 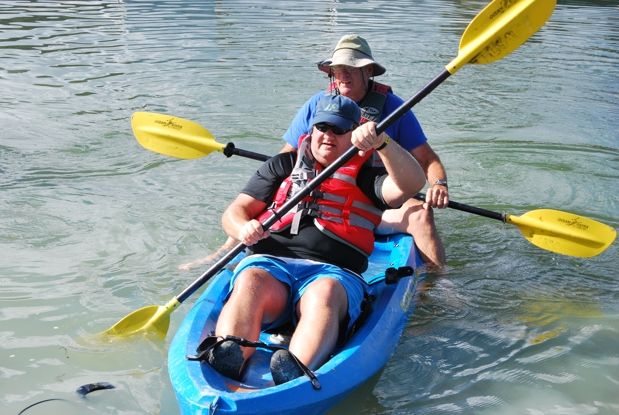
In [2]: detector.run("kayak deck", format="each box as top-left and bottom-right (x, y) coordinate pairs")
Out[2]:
(169, 233), (424, 414)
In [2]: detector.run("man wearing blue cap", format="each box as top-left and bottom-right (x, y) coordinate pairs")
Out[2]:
(282, 34), (448, 268)
(207, 95), (425, 385)
(181, 34), (447, 272)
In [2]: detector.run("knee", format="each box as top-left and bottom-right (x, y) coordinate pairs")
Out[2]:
(302, 279), (347, 313)
(402, 199), (434, 229)
(232, 271), (264, 293)
(230, 270), (283, 303)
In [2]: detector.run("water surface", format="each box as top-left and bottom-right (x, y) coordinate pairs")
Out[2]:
(1, 1), (618, 414)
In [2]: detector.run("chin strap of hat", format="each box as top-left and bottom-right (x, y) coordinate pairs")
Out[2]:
(360, 70), (372, 96)
(328, 71), (341, 96)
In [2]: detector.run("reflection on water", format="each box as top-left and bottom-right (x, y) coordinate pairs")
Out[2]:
(1, 1), (618, 414)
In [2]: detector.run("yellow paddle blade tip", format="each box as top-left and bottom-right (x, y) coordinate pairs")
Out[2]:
(131, 112), (225, 159)
(448, 0), (556, 73)
(510, 209), (616, 258)
(101, 299), (181, 340)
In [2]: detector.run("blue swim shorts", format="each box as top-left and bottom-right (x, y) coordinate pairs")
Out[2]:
(227, 254), (367, 333)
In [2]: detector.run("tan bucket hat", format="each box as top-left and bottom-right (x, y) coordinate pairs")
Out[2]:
(317, 34), (386, 76)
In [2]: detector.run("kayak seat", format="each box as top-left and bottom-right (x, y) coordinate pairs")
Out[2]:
(264, 321), (294, 345)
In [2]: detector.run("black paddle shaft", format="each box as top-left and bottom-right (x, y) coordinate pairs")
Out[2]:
(413, 193), (506, 222)
(176, 69), (453, 303)
(223, 142), (270, 162)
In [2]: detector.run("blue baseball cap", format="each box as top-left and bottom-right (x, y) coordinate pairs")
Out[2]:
(312, 95), (361, 133)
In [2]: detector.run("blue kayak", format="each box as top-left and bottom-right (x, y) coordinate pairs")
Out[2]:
(168, 233), (425, 414)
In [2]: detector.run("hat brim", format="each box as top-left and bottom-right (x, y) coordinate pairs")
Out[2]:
(317, 49), (386, 76)
(312, 112), (356, 133)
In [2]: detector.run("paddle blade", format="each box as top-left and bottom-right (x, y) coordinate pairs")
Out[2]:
(507, 209), (616, 258)
(448, 0), (556, 73)
(102, 298), (180, 339)
(131, 112), (225, 159)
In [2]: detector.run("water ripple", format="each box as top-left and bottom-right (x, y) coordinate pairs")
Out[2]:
(2, 1), (618, 415)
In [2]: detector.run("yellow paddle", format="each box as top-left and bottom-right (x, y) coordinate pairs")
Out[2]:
(131, 111), (269, 162)
(131, 0), (556, 163)
(105, 0), (558, 339)
(129, 112), (617, 259)
(509, 209), (615, 258)
(413, 195), (616, 258)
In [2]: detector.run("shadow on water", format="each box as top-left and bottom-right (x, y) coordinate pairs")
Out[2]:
(326, 371), (385, 414)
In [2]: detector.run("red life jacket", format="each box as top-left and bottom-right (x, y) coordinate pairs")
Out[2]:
(257, 134), (383, 256)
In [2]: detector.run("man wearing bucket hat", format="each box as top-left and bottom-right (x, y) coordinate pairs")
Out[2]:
(179, 34), (447, 271)
(205, 95), (425, 384)
(280, 34), (448, 268)
(318, 34), (387, 76)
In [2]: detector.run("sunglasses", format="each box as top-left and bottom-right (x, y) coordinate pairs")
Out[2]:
(314, 122), (353, 136)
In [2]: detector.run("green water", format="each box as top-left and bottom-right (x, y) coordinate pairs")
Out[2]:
(1, 1), (618, 414)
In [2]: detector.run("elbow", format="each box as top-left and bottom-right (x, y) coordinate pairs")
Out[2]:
(221, 205), (237, 238)
(221, 211), (231, 237)
(400, 180), (424, 202)
(408, 163), (426, 195)
(412, 175), (426, 194)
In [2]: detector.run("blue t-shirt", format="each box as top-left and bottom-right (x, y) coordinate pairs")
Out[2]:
(283, 90), (427, 151)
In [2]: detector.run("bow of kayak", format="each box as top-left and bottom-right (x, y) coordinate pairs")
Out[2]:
(168, 233), (425, 414)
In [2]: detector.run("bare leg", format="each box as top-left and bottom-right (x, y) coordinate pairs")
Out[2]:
(288, 278), (348, 369)
(378, 198), (445, 268)
(216, 268), (289, 360)
(178, 236), (238, 271)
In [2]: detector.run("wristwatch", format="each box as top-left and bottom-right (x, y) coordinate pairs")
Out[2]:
(434, 179), (448, 188)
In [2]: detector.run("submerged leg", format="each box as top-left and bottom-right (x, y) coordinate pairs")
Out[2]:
(178, 236), (238, 271)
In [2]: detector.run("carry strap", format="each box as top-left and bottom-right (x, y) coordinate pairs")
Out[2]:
(188, 334), (321, 390)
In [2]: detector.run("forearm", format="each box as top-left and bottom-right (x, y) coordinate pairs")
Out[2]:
(351, 122), (425, 205)
(222, 203), (252, 240)
(411, 143), (449, 208)
(411, 143), (447, 186)
(424, 157), (447, 187)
